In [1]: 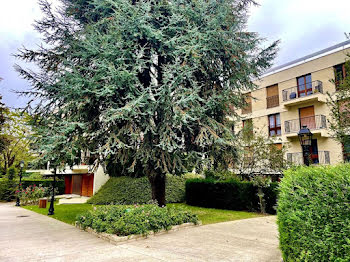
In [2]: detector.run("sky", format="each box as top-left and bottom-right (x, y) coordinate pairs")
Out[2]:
(1, 0), (350, 108)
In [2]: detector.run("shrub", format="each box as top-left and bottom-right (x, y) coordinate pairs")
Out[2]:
(88, 175), (186, 205)
(278, 165), (350, 262)
(204, 169), (237, 181)
(0, 179), (64, 201)
(0, 179), (16, 201)
(185, 178), (278, 214)
(181, 172), (204, 180)
(21, 180), (65, 195)
(16, 184), (50, 205)
(76, 204), (198, 236)
(7, 167), (16, 180)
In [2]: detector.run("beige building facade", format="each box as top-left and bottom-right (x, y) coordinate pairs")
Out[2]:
(238, 40), (350, 166)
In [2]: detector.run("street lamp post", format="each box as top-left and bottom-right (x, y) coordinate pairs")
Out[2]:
(15, 161), (25, 207)
(298, 125), (313, 166)
(48, 166), (56, 215)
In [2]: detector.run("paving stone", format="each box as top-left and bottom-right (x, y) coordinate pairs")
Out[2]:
(0, 202), (282, 262)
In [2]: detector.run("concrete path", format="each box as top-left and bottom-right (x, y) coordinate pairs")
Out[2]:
(0, 203), (282, 262)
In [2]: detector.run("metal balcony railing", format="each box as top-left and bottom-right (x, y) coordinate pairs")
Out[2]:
(284, 115), (327, 134)
(266, 95), (279, 108)
(287, 151), (330, 165)
(282, 80), (323, 102)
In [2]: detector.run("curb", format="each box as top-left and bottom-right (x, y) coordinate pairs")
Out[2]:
(75, 221), (201, 245)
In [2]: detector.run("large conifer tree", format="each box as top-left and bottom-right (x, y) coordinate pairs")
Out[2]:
(16, 0), (277, 205)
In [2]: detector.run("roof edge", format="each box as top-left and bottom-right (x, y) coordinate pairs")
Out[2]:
(261, 39), (350, 78)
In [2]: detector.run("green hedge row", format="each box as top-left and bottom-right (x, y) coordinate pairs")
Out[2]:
(87, 175), (186, 205)
(278, 165), (350, 262)
(0, 179), (65, 201)
(185, 179), (278, 214)
(21, 180), (65, 195)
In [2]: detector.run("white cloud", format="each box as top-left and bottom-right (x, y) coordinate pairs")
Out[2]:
(248, 0), (350, 66)
(0, 0), (42, 38)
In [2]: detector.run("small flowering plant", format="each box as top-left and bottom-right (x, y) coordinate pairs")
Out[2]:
(15, 184), (50, 205)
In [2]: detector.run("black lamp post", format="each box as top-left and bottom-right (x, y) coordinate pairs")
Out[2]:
(48, 166), (57, 215)
(298, 125), (313, 166)
(15, 161), (24, 207)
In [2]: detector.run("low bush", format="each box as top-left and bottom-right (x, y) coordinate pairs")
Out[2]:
(204, 169), (238, 181)
(0, 179), (64, 201)
(21, 180), (65, 195)
(185, 178), (278, 214)
(0, 179), (16, 201)
(88, 175), (186, 205)
(278, 164), (350, 262)
(16, 184), (50, 205)
(76, 204), (198, 236)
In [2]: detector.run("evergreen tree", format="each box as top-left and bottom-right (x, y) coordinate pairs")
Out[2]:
(16, 0), (277, 205)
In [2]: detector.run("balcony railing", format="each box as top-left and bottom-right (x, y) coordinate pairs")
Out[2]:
(287, 151), (330, 165)
(266, 95), (279, 108)
(242, 102), (252, 114)
(282, 80), (323, 102)
(285, 115), (327, 134)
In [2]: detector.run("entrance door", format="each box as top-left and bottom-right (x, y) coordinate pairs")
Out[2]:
(72, 175), (82, 195)
(299, 106), (316, 130)
(64, 175), (73, 194)
(81, 174), (94, 197)
(310, 139), (319, 164)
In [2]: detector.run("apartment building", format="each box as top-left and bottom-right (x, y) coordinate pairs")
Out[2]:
(239, 40), (350, 166)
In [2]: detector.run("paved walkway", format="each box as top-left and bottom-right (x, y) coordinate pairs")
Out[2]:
(0, 203), (282, 262)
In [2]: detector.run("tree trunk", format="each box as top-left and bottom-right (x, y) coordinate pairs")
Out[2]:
(148, 172), (166, 207)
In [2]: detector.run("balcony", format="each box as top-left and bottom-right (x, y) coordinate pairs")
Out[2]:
(284, 115), (327, 135)
(266, 95), (279, 109)
(287, 151), (330, 165)
(282, 80), (326, 107)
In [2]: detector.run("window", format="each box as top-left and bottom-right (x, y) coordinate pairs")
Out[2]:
(242, 93), (252, 114)
(334, 63), (346, 87)
(274, 143), (283, 150)
(343, 136), (350, 162)
(242, 119), (253, 138)
(268, 113), (281, 136)
(266, 84), (279, 108)
(297, 74), (312, 97)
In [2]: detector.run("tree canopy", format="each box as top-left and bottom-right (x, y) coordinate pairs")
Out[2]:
(16, 0), (278, 205)
(328, 58), (350, 161)
(0, 110), (35, 174)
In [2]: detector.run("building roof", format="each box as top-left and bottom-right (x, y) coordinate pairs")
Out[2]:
(262, 39), (350, 78)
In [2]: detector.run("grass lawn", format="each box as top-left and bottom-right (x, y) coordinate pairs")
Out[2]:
(169, 203), (264, 225)
(23, 202), (93, 225)
(23, 202), (264, 225)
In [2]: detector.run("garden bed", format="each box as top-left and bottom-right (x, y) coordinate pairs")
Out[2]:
(75, 221), (200, 245)
(76, 205), (199, 236)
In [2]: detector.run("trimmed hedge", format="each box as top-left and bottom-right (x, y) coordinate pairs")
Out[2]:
(87, 175), (186, 205)
(278, 165), (350, 262)
(0, 179), (64, 201)
(185, 178), (278, 214)
(21, 180), (65, 195)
